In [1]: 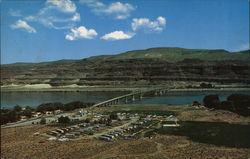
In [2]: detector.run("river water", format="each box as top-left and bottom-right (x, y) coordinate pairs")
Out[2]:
(1, 90), (250, 109)
(132, 90), (250, 105)
(0, 91), (127, 109)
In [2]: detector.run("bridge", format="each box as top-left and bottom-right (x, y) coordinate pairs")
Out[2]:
(91, 87), (172, 108)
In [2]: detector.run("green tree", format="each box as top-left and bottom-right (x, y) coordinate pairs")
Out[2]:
(22, 109), (33, 118)
(227, 94), (250, 116)
(203, 95), (220, 108)
(13, 105), (22, 112)
(85, 118), (90, 123)
(58, 116), (70, 123)
(40, 117), (46, 124)
(109, 114), (118, 120)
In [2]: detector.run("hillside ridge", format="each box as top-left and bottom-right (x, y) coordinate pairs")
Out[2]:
(2, 47), (250, 66)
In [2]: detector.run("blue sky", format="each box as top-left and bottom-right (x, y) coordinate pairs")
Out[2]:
(1, 0), (249, 64)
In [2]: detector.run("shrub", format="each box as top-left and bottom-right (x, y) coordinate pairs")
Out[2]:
(85, 118), (90, 123)
(203, 95), (220, 108)
(13, 105), (22, 112)
(58, 116), (70, 123)
(200, 83), (213, 88)
(227, 94), (250, 116)
(220, 101), (235, 111)
(40, 118), (46, 124)
(109, 114), (118, 120)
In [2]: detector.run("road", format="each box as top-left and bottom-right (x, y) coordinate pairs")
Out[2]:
(1, 112), (87, 128)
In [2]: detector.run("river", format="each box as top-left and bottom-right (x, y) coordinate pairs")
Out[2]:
(132, 90), (250, 105)
(0, 91), (127, 109)
(1, 90), (250, 109)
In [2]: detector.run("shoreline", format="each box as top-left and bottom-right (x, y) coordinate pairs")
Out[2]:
(170, 87), (250, 92)
(1, 86), (250, 92)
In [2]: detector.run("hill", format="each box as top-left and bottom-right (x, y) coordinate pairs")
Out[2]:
(1, 47), (250, 87)
(86, 47), (249, 62)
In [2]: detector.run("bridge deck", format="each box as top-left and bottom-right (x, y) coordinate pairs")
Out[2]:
(91, 87), (170, 108)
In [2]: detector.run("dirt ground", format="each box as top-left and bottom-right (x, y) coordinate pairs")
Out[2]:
(1, 124), (250, 159)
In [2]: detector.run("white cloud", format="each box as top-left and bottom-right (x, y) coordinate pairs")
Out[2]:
(71, 13), (81, 21)
(46, 0), (76, 13)
(24, 0), (80, 30)
(101, 31), (134, 40)
(65, 26), (98, 40)
(239, 43), (250, 51)
(9, 9), (22, 17)
(157, 16), (166, 25)
(131, 16), (166, 32)
(80, 0), (105, 8)
(80, 0), (135, 19)
(10, 20), (37, 33)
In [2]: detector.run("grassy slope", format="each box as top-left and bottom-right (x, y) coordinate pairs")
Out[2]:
(2, 47), (249, 67)
(88, 47), (250, 63)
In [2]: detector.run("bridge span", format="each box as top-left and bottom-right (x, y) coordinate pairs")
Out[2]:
(91, 87), (172, 108)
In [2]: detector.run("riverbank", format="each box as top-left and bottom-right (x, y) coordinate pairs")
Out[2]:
(170, 87), (250, 92)
(0, 86), (137, 92)
(1, 85), (250, 92)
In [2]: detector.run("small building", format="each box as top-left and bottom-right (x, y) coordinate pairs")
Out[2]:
(56, 129), (64, 134)
(192, 101), (202, 107)
(99, 136), (112, 141)
(61, 128), (70, 132)
(65, 133), (76, 138)
(82, 127), (93, 132)
(54, 109), (62, 114)
(102, 134), (115, 139)
(71, 132), (81, 136)
(57, 138), (69, 142)
(32, 112), (42, 117)
(20, 116), (28, 121)
(48, 131), (60, 136)
(47, 137), (57, 141)
(45, 111), (53, 116)
(123, 135), (134, 140)
(76, 110), (86, 116)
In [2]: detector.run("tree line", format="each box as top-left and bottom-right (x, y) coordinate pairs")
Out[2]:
(0, 101), (94, 125)
(203, 94), (250, 116)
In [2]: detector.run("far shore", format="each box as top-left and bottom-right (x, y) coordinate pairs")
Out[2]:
(1, 85), (250, 92)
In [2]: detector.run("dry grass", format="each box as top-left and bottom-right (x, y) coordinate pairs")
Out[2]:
(1, 125), (250, 159)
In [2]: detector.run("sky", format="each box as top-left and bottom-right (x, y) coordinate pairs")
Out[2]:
(1, 0), (249, 64)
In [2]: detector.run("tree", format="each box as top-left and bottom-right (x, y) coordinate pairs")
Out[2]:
(36, 102), (63, 112)
(203, 94), (220, 108)
(227, 94), (250, 116)
(200, 83), (213, 88)
(220, 101), (235, 111)
(227, 94), (250, 108)
(58, 116), (70, 123)
(40, 117), (46, 124)
(13, 105), (22, 112)
(85, 118), (90, 123)
(109, 114), (118, 120)
(0, 109), (20, 125)
(22, 109), (33, 118)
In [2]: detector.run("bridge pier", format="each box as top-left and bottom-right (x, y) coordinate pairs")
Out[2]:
(154, 91), (158, 96)
(140, 94), (143, 100)
(125, 96), (128, 103)
(132, 95), (135, 101)
(159, 91), (163, 95)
